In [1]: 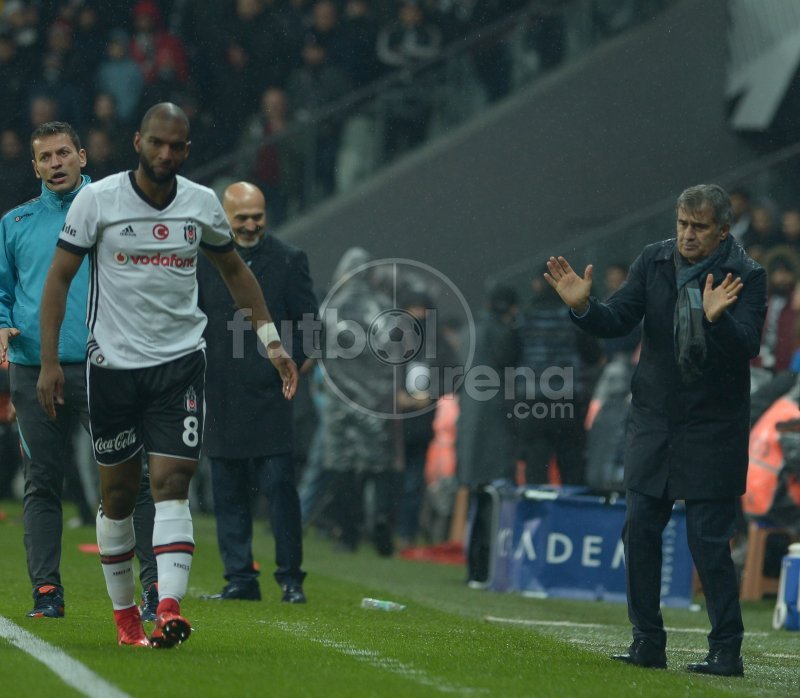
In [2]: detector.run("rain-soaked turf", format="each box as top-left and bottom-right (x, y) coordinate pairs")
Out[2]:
(1, 500), (796, 697)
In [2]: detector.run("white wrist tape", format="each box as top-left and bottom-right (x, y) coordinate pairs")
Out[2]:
(257, 322), (281, 347)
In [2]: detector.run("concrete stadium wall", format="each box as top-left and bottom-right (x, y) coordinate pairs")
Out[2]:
(279, 0), (758, 306)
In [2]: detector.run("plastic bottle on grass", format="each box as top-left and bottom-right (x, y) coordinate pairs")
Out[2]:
(361, 597), (406, 611)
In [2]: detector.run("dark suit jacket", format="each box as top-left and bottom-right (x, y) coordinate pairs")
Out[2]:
(572, 237), (766, 499)
(198, 235), (317, 458)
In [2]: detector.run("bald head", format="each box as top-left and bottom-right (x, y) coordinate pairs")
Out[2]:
(140, 102), (190, 136)
(223, 181), (267, 248)
(223, 181), (265, 212)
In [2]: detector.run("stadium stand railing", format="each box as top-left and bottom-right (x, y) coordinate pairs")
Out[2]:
(187, 0), (678, 227)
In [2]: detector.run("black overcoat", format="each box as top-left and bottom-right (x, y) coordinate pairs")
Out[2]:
(572, 238), (766, 499)
(198, 235), (317, 458)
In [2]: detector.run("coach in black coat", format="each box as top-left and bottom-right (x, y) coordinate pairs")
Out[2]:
(575, 237), (763, 500)
(199, 224), (314, 458)
(546, 184), (766, 677)
(197, 182), (317, 603)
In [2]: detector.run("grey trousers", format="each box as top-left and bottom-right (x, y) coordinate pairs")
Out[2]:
(10, 362), (156, 594)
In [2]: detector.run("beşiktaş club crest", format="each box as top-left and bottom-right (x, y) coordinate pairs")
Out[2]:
(184, 386), (198, 414)
(183, 222), (197, 244)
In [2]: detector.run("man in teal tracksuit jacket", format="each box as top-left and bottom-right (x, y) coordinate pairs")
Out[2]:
(0, 121), (156, 619)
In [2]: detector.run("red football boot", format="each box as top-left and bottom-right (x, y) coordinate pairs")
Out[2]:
(150, 612), (192, 649)
(114, 606), (150, 647)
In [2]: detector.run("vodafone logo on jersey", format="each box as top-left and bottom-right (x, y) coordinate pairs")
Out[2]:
(133, 253), (195, 268)
(152, 224), (169, 240)
(113, 251), (195, 268)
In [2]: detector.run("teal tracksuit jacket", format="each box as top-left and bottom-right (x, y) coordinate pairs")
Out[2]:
(0, 176), (91, 365)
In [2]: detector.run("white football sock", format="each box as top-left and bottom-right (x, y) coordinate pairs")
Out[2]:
(153, 499), (194, 604)
(96, 508), (137, 611)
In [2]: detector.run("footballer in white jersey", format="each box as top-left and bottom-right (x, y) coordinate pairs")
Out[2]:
(36, 103), (298, 650)
(57, 170), (233, 369)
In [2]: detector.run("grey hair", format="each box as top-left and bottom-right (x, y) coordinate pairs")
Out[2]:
(676, 184), (733, 227)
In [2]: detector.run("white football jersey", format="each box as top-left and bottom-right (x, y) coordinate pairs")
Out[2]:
(58, 171), (233, 369)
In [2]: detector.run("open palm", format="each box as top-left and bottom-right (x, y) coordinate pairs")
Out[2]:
(544, 256), (593, 312)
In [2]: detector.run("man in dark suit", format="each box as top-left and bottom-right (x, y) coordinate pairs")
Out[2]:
(198, 181), (317, 603)
(545, 184), (767, 677)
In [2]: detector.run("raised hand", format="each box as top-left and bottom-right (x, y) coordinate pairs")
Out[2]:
(544, 256), (593, 313)
(703, 273), (742, 323)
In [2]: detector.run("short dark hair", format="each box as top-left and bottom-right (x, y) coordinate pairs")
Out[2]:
(30, 121), (82, 157)
(676, 184), (733, 227)
(139, 102), (190, 137)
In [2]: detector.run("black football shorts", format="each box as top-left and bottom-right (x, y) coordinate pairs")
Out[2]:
(87, 350), (206, 466)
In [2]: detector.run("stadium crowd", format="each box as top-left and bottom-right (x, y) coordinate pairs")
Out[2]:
(0, 0), (549, 216)
(0, 0), (661, 222)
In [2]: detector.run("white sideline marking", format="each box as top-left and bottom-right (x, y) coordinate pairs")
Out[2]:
(270, 621), (487, 695)
(484, 616), (769, 637)
(0, 615), (131, 698)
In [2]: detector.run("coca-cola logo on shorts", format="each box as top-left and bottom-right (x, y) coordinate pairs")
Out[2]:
(94, 427), (137, 455)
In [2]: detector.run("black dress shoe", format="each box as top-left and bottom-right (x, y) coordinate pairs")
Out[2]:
(201, 581), (261, 601)
(281, 584), (307, 604)
(686, 650), (743, 677)
(611, 639), (667, 669)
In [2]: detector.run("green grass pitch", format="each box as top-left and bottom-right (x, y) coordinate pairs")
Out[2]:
(1, 500), (797, 697)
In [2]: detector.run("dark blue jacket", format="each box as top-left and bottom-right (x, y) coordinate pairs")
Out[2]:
(572, 237), (766, 499)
